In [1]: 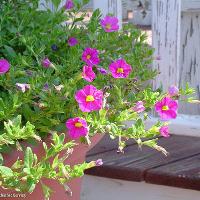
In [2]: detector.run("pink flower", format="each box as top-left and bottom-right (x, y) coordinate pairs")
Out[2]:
(159, 126), (170, 138)
(16, 83), (30, 93)
(132, 101), (145, 113)
(82, 66), (96, 82)
(65, 0), (74, 10)
(75, 85), (103, 112)
(42, 58), (52, 68)
(100, 16), (119, 32)
(155, 97), (178, 120)
(168, 85), (179, 97)
(109, 59), (132, 78)
(0, 59), (10, 74)
(82, 48), (100, 67)
(66, 117), (88, 139)
(68, 37), (78, 46)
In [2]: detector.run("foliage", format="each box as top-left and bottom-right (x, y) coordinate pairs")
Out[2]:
(0, 0), (197, 199)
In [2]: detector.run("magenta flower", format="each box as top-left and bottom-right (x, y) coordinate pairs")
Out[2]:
(75, 85), (103, 112)
(68, 37), (78, 46)
(109, 59), (132, 78)
(132, 101), (145, 113)
(168, 85), (179, 97)
(42, 58), (52, 68)
(100, 16), (119, 32)
(82, 66), (96, 82)
(82, 48), (100, 67)
(155, 97), (178, 120)
(16, 83), (30, 93)
(66, 117), (88, 139)
(0, 59), (10, 74)
(64, 0), (74, 10)
(97, 67), (108, 75)
(159, 126), (170, 138)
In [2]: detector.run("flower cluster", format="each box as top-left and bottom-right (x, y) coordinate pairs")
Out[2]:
(0, 1), (196, 198)
(64, 15), (180, 141)
(65, 15), (134, 137)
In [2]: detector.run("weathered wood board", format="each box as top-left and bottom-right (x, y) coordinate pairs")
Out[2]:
(182, 0), (200, 12)
(146, 154), (200, 190)
(87, 135), (135, 156)
(152, 0), (200, 115)
(179, 12), (200, 114)
(152, 0), (181, 91)
(86, 135), (200, 187)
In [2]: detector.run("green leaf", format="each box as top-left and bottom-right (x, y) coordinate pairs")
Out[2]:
(0, 166), (13, 177)
(41, 183), (53, 200)
(1, 115), (37, 146)
(3, 45), (17, 58)
(51, 0), (61, 9)
(0, 154), (3, 166)
(27, 177), (36, 193)
(24, 147), (34, 168)
(58, 133), (65, 145)
(52, 154), (59, 169)
(83, 0), (90, 5)
(74, 17), (84, 23)
(12, 159), (23, 169)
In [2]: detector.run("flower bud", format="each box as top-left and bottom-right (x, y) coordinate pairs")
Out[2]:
(95, 159), (103, 166)
(51, 44), (59, 51)
(42, 58), (52, 68)
(64, 0), (74, 10)
(159, 126), (170, 138)
(168, 85), (179, 97)
(132, 101), (145, 113)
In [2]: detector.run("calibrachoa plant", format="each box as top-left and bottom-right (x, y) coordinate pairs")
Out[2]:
(0, 0), (197, 199)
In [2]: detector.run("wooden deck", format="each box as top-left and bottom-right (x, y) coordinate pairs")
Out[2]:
(85, 135), (200, 191)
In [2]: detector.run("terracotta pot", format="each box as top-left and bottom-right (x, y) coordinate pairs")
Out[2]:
(0, 134), (104, 200)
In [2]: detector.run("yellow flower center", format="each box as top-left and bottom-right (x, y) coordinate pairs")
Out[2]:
(162, 105), (169, 111)
(75, 122), (83, 128)
(106, 23), (111, 30)
(86, 95), (95, 102)
(86, 55), (91, 59)
(117, 68), (124, 73)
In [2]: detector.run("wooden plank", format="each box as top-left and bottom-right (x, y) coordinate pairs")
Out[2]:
(146, 154), (200, 190)
(182, 0), (200, 12)
(85, 135), (200, 182)
(152, 0), (181, 91)
(87, 134), (135, 156)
